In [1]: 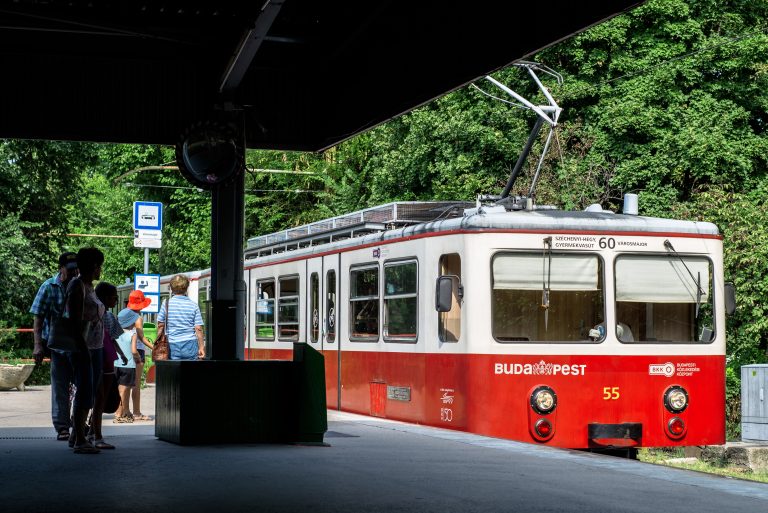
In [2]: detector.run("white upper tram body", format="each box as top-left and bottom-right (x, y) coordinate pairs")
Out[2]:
(241, 200), (724, 359)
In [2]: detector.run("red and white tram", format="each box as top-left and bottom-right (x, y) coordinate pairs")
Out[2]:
(125, 199), (730, 450)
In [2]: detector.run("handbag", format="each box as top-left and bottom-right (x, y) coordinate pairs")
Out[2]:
(104, 377), (120, 414)
(47, 280), (84, 352)
(47, 316), (78, 351)
(152, 299), (170, 361)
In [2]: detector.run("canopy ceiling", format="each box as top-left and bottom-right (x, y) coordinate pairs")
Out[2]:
(0, 1), (644, 151)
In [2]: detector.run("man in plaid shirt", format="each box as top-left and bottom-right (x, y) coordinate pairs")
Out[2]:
(29, 252), (79, 440)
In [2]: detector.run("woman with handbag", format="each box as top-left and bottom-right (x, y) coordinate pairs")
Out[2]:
(156, 274), (205, 361)
(66, 247), (106, 454)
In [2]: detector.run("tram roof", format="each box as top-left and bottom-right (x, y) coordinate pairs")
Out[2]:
(0, 1), (644, 151)
(244, 206), (720, 261)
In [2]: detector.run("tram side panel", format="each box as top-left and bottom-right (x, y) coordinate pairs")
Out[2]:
(338, 239), (429, 422)
(420, 233), (469, 431)
(247, 260), (302, 361)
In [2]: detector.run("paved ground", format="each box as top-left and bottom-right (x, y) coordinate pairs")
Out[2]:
(2, 385), (768, 513)
(0, 383), (156, 430)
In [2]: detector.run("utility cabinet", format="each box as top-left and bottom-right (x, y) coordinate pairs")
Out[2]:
(742, 364), (768, 442)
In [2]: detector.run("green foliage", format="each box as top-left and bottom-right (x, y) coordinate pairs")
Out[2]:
(673, 183), (768, 368)
(540, 0), (768, 212)
(66, 144), (212, 282)
(0, 140), (97, 348)
(725, 366), (741, 440)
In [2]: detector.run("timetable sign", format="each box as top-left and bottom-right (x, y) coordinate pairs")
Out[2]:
(134, 273), (161, 294)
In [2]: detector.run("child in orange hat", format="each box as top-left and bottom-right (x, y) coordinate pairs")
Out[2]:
(120, 290), (154, 421)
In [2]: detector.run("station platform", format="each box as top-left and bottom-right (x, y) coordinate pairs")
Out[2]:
(2, 385), (767, 513)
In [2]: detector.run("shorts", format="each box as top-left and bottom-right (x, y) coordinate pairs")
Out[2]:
(115, 367), (136, 387)
(137, 348), (146, 364)
(169, 340), (199, 361)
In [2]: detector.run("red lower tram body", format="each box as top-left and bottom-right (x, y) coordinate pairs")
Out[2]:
(248, 348), (724, 448)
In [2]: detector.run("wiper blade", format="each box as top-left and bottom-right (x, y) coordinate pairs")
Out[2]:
(542, 237), (552, 330)
(695, 271), (702, 319)
(664, 240), (705, 318)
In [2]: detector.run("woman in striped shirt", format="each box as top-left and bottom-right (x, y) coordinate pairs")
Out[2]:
(156, 274), (205, 360)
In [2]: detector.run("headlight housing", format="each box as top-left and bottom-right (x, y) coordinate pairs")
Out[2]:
(530, 386), (557, 415)
(664, 385), (689, 413)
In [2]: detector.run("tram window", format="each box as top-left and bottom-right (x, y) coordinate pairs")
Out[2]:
(310, 273), (319, 343)
(255, 280), (275, 340)
(326, 270), (336, 343)
(491, 253), (604, 343)
(439, 254), (462, 342)
(350, 266), (379, 341)
(615, 255), (714, 343)
(278, 276), (300, 341)
(384, 260), (418, 342)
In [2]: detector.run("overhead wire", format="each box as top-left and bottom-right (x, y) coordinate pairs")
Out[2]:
(122, 182), (317, 194)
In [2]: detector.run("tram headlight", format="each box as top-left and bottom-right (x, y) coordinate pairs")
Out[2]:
(664, 386), (689, 413)
(530, 386), (557, 415)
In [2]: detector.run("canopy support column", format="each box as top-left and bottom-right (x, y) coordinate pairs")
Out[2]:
(210, 169), (246, 361)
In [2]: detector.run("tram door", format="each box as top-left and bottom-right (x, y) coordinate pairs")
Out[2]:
(322, 254), (341, 409)
(306, 257), (323, 351)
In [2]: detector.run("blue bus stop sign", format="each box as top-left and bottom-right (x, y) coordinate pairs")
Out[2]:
(133, 201), (163, 231)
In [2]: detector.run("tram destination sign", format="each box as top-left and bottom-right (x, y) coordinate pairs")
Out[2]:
(551, 235), (650, 250)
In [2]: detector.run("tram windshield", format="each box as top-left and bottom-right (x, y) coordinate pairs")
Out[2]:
(492, 253), (604, 342)
(615, 255), (714, 343)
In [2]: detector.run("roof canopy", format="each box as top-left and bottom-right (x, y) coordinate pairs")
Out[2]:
(0, 1), (643, 151)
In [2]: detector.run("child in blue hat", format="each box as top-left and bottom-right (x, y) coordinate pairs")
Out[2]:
(113, 308), (141, 423)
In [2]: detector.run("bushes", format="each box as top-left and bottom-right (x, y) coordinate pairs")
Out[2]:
(726, 366), (741, 440)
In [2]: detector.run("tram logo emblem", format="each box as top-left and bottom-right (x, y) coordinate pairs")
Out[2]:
(649, 362), (676, 377)
(532, 361), (554, 375)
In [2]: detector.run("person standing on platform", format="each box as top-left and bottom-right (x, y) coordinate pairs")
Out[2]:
(66, 247), (106, 454)
(124, 290), (152, 420)
(113, 308), (141, 423)
(90, 282), (128, 448)
(156, 274), (205, 361)
(29, 251), (79, 441)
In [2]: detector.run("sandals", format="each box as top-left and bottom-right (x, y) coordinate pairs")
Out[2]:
(56, 430), (70, 441)
(133, 414), (151, 421)
(113, 415), (134, 424)
(73, 442), (100, 454)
